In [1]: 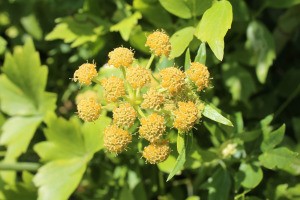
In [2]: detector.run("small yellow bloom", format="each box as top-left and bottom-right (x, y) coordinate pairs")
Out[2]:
(142, 141), (170, 164)
(104, 125), (132, 154)
(141, 88), (165, 110)
(73, 63), (98, 86)
(186, 62), (210, 91)
(146, 30), (171, 57)
(126, 66), (151, 89)
(77, 98), (101, 122)
(113, 103), (137, 128)
(108, 47), (134, 68)
(159, 67), (185, 95)
(139, 113), (166, 143)
(173, 101), (198, 132)
(101, 76), (126, 102)
(75, 90), (98, 105)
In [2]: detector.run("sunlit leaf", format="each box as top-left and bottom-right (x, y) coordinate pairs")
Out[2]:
(261, 124), (285, 152)
(169, 26), (195, 59)
(203, 104), (233, 126)
(195, 1), (233, 61)
(159, 0), (192, 19)
(194, 42), (206, 64)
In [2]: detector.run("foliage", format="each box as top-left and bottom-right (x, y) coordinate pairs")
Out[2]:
(0, 0), (300, 200)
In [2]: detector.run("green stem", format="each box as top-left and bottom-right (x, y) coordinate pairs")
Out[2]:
(0, 162), (41, 171)
(146, 54), (155, 69)
(92, 77), (102, 85)
(158, 170), (165, 195)
(135, 106), (146, 118)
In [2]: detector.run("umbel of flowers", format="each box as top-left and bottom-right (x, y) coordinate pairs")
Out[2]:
(73, 30), (210, 164)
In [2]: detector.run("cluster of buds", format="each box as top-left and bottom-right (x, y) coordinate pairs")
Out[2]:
(73, 30), (210, 164)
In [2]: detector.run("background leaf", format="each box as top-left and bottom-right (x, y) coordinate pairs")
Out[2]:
(203, 104), (233, 126)
(159, 0), (192, 19)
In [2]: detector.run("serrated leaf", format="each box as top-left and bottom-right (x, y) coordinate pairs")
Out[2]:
(194, 42), (206, 64)
(201, 168), (231, 200)
(167, 133), (192, 181)
(261, 124), (285, 152)
(194, 1), (232, 61)
(110, 12), (142, 41)
(169, 26), (195, 58)
(34, 115), (111, 200)
(203, 104), (233, 126)
(159, 0), (192, 19)
(236, 162), (263, 189)
(259, 147), (300, 175)
(246, 21), (275, 83)
(0, 38), (56, 164)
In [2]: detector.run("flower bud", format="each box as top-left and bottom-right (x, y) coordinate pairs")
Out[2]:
(77, 98), (101, 122)
(173, 101), (198, 132)
(146, 30), (171, 57)
(108, 47), (134, 68)
(159, 67), (185, 95)
(101, 76), (126, 102)
(73, 63), (98, 86)
(126, 66), (151, 89)
(139, 113), (166, 143)
(141, 88), (165, 110)
(186, 62), (210, 91)
(113, 103), (137, 128)
(104, 125), (132, 154)
(142, 141), (170, 164)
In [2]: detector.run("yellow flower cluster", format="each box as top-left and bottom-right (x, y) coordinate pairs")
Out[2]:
(72, 30), (211, 164)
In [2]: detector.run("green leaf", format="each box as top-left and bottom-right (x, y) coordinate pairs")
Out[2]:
(0, 36), (7, 55)
(261, 124), (285, 152)
(265, 0), (300, 8)
(230, 0), (249, 21)
(167, 133), (192, 181)
(159, 0), (192, 19)
(246, 21), (276, 83)
(21, 14), (43, 40)
(203, 104), (233, 126)
(34, 116), (111, 200)
(194, 1), (233, 61)
(194, 42), (206, 64)
(169, 26), (195, 59)
(185, 0), (213, 16)
(222, 62), (256, 103)
(46, 14), (106, 48)
(259, 147), (300, 175)
(0, 38), (56, 164)
(158, 155), (177, 173)
(184, 48), (191, 70)
(201, 168), (231, 200)
(236, 162), (263, 189)
(133, 0), (172, 28)
(110, 12), (142, 41)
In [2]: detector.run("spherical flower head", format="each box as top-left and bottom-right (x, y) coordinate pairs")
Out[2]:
(104, 125), (132, 154)
(173, 101), (198, 132)
(142, 141), (170, 164)
(73, 63), (98, 86)
(159, 67), (185, 95)
(186, 62), (210, 91)
(108, 47), (134, 68)
(139, 113), (166, 143)
(146, 30), (171, 57)
(141, 88), (165, 110)
(75, 90), (98, 104)
(113, 102), (137, 128)
(126, 66), (151, 89)
(101, 76), (126, 102)
(77, 98), (101, 122)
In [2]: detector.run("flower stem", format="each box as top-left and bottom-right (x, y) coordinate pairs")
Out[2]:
(146, 54), (155, 69)
(0, 162), (40, 171)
